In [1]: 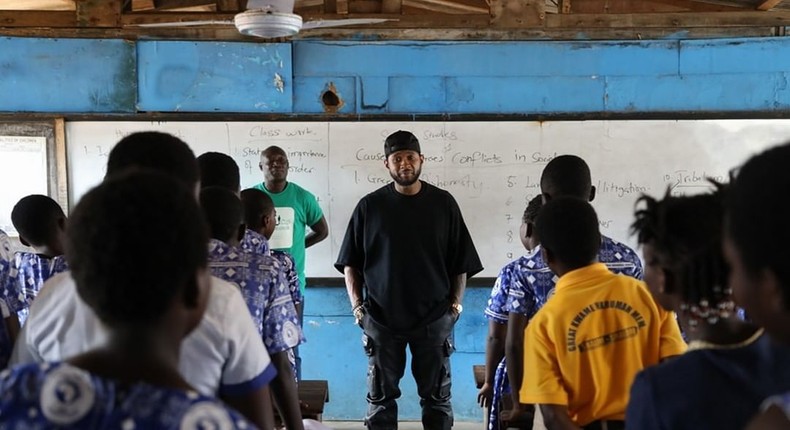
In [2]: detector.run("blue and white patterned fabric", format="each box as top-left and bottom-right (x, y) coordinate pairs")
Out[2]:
(271, 250), (303, 306)
(5, 252), (68, 325)
(0, 362), (253, 429)
(485, 253), (540, 324)
(505, 235), (643, 318)
(207, 239), (304, 355)
(483, 254), (538, 430)
(488, 358), (510, 430)
(240, 229), (269, 256)
(0, 297), (12, 371)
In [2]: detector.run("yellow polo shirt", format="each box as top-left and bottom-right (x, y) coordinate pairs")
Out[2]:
(520, 263), (686, 426)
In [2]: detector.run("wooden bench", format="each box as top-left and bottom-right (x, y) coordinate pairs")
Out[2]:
(273, 380), (330, 423)
(474, 364), (486, 389)
(299, 380), (329, 421)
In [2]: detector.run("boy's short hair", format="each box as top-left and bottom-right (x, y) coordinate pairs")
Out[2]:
(240, 188), (274, 231)
(197, 152), (240, 192)
(540, 155), (592, 200)
(106, 132), (199, 189)
(523, 195), (543, 224)
(200, 186), (243, 242)
(11, 195), (65, 246)
(66, 171), (208, 327)
(536, 197), (600, 268)
(728, 142), (790, 309)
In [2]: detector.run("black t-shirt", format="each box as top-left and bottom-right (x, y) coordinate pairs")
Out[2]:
(335, 181), (483, 331)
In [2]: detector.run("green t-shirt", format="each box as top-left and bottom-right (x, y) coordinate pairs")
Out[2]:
(253, 181), (324, 292)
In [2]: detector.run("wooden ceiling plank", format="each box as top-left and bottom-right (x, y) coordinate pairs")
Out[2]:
(152, 0), (217, 9)
(546, 10), (790, 26)
(0, 22), (778, 39)
(216, 0), (241, 10)
(570, 0), (747, 13)
(402, 0), (488, 14)
(0, 10), (78, 27)
(76, 0), (122, 27)
(382, 0), (403, 13)
(757, 0), (783, 10)
(132, 0), (157, 11)
(490, 0), (545, 27)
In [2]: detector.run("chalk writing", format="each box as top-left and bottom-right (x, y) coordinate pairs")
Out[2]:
(451, 151), (502, 167)
(597, 180), (649, 198)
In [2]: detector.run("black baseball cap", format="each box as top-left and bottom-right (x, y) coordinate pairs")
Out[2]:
(384, 130), (421, 157)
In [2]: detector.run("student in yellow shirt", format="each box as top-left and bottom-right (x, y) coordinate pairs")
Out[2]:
(520, 197), (686, 430)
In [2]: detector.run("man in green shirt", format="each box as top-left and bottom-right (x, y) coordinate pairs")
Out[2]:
(255, 145), (329, 379)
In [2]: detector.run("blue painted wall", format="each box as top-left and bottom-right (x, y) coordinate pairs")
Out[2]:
(300, 286), (491, 421)
(2, 37), (790, 114)
(3, 34), (790, 420)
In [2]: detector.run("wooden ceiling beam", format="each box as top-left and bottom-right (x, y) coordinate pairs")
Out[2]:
(152, 0), (217, 9)
(569, 0), (746, 13)
(76, 0), (122, 27)
(323, 0), (349, 13)
(546, 10), (790, 26)
(402, 0), (488, 14)
(0, 10), (78, 27)
(382, 0), (403, 13)
(490, 0), (545, 26)
(0, 21), (779, 39)
(216, 0), (242, 10)
(757, 0), (783, 10)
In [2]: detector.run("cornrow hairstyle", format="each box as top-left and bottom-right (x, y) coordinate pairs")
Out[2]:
(200, 187), (243, 242)
(106, 132), (199, 190)
(66, 171), (208, 328)
(197, 152), (240, 192)
(240, 188), (274, 232)
(522, 195), (543, 224)
(727, 142), (790, 310)
(632, 184), (733, 322)
(535, 197), (600, 269)
(10, 195), (65, 247)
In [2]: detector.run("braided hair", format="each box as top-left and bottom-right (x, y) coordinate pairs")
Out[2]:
(631, 184), (733, 325)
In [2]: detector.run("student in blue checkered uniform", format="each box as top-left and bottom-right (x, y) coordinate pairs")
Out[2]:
(5, 195), (69, 324)
(479, 195), (542, 430)
(241, 188), (304, 314)
(503, 156), (643, 426)
(197, 152), (270, 256)
(0, 171), (257, 429)
(0, 229), (18, 370)
(200, 186), (306, 430)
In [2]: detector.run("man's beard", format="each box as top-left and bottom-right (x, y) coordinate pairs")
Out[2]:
(390, 165), (422, 186)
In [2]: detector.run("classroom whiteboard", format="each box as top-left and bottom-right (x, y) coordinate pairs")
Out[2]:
(66, 120), (790, 278)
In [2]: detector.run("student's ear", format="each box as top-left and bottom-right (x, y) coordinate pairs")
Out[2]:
(57, 217), (66, 231)
(589, 186), (596, 202)
(541, 192), (551, 203)
(237, 223), (246, 242)
(525, 222), (534, 238)
(383, 159), (390, 169)
(259, 162), (264, 172)
(18, 236), (30, 247)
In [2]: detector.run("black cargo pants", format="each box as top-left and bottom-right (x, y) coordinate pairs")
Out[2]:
(360, 309), (456, 430)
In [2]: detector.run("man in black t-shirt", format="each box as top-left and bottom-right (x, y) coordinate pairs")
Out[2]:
(336, 130), (483, 430)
